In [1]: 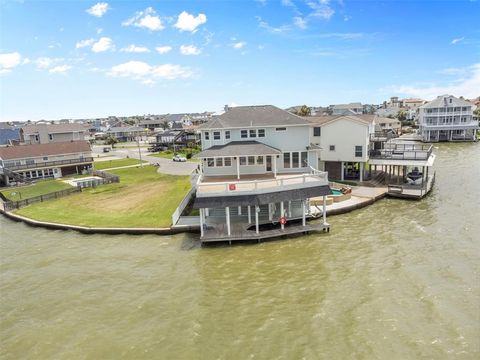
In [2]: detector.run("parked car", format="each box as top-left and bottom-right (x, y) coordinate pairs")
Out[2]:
(172, 154), (187, 162)
(103, 147), (110, 153)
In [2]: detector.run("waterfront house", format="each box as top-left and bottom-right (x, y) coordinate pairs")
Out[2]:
(307, 115), (375, 182)
(331, 102), (363, 116)
(20, 123), (87, 144)
(418, 95), (478, 142)
(192, 105), (332, 243)
(0, 141), (93, 186)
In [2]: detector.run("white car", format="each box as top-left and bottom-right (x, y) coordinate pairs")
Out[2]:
(172, 155), (187, 162)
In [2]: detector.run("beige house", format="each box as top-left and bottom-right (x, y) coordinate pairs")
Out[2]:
(20, 123), (86, 144)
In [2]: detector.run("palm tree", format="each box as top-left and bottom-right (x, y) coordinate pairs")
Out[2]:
(297, 105), (311, 116)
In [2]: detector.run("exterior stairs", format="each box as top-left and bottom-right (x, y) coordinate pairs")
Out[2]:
(360, 171), (387, 187)
(1, 167), (33, 185)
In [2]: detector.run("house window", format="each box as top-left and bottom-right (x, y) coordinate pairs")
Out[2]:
(292, 152), (299, 168)
(34, 135), (39, 142)
(313, 127), (321, 136)
(241, 130), (248, 138)
(224, 157), (232, 166)
(43, 157), (48, 161)
(355, 146), (363, 157)
(204, 132), (210, 140)
(239, 156), (247, 165)
(207, 158), (214, 167)
(283, 153), (291, 168)
(329, 145), (335, 151)
(247, 156), (255, 165)
(216, 158), (223, 167)
(249, 129), (257, 138)
(258, 129), (265, 137)
(276, 127), (286, 131)
(225, 131), (230, 140)
(213, 131), (221, 140)
(256, 156), (264, 165)
(301, 152), (308, 167)
(49, 134), (53, 141)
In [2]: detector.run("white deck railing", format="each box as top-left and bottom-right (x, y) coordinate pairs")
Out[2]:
(196, 170), (328, 197)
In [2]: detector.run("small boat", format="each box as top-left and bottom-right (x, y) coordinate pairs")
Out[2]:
(407, 167), (423, 181)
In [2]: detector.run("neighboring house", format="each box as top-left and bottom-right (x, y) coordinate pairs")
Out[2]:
(0, 128), (21, 146)
(308, 115), (375, 182)
(193, 105), (332, 242)
(418, 95), (478, 142)
(402, 98), (425, 109)
(0, 141), (93, 186)
(20, 123), (86, 144)
(166, 114), (193, 128)
(331, 102), (363, 116)
(154, 128), (199, 148)
(106, 126), (146, 142)
(139, 117), (168, 131)
(375, 116), (401, 133)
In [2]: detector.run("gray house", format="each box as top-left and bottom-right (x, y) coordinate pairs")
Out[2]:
(20, 123), (87, 144)
(193, 105), (332, 243)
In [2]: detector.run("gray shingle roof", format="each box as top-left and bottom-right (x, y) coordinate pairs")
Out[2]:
(196, 141), (282, 158)
(332, 102), (363, 110)
(0, 141), (91, 160)
(420, 95), (473, 109)
(199, 105), (309, 130)
(22, 123), (86, 134)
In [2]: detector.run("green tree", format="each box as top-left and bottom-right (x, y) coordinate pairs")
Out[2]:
(397, 110), (407, 122)
(104, 136), (118, 148)
(296, 105), (311, 116)
(161, 120), (170, 130)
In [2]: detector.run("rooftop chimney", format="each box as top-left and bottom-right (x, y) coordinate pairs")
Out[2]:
(224, 104), (230, 112)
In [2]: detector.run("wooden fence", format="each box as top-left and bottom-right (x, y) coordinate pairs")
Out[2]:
(1, 187), (82, 211)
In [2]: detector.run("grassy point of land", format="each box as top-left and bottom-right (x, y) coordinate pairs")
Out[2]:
(0, 179), (73, 201)
(15, 166), (191, 228)
(93, 158), (147, 170)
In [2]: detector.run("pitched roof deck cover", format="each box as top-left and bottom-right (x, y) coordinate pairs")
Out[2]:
(199, 105), (309, 129)
(193, 185), (332, 208)
(196, 141), (282, 158)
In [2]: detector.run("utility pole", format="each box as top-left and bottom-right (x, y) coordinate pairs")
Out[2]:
(136, 117), (144, 168)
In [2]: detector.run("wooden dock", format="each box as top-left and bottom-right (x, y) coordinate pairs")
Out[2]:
(201, 221), (330, 244)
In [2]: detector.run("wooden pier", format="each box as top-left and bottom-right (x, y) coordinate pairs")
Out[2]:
(201, 221), (330, 244)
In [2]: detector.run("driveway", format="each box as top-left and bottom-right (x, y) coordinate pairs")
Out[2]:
(110, 147), (198, 176)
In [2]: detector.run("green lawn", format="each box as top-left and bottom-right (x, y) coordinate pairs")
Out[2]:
(1, 179), (73, 201)
(93, 158), (147, 170)
(15, 166), (191, 228)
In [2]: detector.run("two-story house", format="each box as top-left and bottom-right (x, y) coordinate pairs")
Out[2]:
(418, 95), (478, 142)
(20, 123), (86, 144)
(192, 105), (332, 243)
(331, 102), (363, 116)
(0, 141), (93, 186)
(308, 115), (375, 182)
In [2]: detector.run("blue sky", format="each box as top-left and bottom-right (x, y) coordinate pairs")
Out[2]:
(0, 0), (479, 121)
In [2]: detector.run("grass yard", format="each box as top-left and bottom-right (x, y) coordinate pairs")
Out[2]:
(1, 179), (73, 201)
(93, 158), (147, 170)
(151, 150), (198, 162)
(15, 166), (191, 228)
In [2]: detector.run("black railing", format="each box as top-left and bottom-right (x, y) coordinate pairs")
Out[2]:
(4, 157), (94, 171)
(369, 144), (432, 160)
(1, 187), (81, 211)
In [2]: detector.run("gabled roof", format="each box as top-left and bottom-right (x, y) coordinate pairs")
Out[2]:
(22, 123), (86, 135)
(199, 105), (309, 130)
(420, 95), (473, 109)
(196, 141), (282, 158)
(332, 102), (363, 110)
(0, 141), (91, 160)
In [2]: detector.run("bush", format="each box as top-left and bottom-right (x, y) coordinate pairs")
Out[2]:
(186, 153), (192, 159)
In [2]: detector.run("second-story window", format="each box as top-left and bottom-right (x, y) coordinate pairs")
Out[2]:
(276, 127), (287, 131)
(241, 130), (248, 138)
(249, 129), (257, 138)
(225, 131), (230, 139)
(204, 132), (210, 140)
(239, 156), (247, 165)
(329, 145), (335, 151)
(49, 134), (53, 141)
(258, 129), (265, 137)
(213, 131), (220, 140)
(313, 127), (321, 136)
(355, 146), (363, 157)
(283, 153), (291, 168)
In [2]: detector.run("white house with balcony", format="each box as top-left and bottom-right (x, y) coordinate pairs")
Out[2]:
(192, 105), (332, 243)
(418, 95), (478, 142)
(308, 115), (376, 182)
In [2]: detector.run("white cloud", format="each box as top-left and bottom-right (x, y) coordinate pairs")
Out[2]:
(76, 38), (95, 49)
(392, 63), (480, 100)
(34, 57), (59, 69)
(49, 65), (72, 74)
(451, 37), (464, 45)
(232, 41), (246, 49)
(440, 67), (467, 76)
(96, 28), (103, 34)
(180, 45), (201, 56)
(257, 16), (291, 34)
(293, 16), (307, 29)
(156, 46), (172, 54)
(122, 7), (164, 31)
(174, 11), (207, 32)
(108, 60), (192, 84)
(0, 52), (22, 73)
(120, 44), (150, 53)
(92, 37), (114, 52)
(306, 0), (335, 20)
(86, 2), (110, 17)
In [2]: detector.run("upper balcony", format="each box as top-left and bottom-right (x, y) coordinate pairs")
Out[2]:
(369, 144), (432, 161)
(196, 169), (328, 198)
(2, 157), (94, 171)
